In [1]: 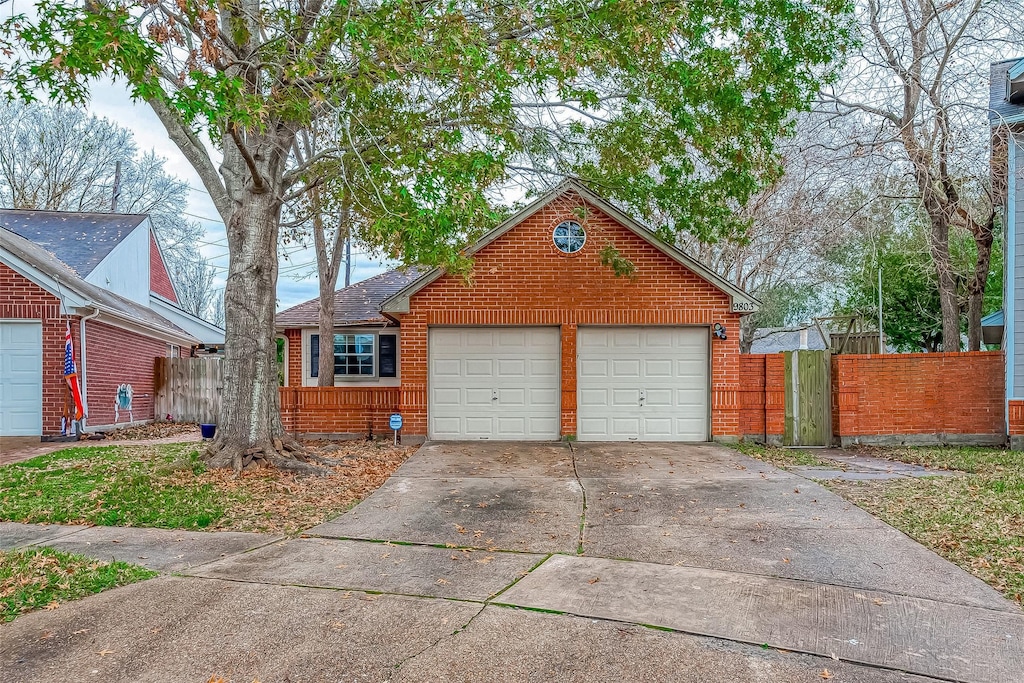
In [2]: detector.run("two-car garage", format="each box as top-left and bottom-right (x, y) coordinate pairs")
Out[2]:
(427, 326), (709, 442)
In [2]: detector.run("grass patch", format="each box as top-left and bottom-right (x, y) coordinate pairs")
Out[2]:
(0, 440), (415, 534)
(1, 547), (155, 622)
(827, 446), (1023, 606)
(729, 441), (831, 468)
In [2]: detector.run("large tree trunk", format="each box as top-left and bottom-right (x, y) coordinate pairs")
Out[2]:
(206, 189), (289, 469)
(317, 278), (336, 386)
(966, 214), (995, 351)
(203, 130), (326, 474)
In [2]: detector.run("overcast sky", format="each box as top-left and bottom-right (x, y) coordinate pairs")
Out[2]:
(82, 81), (393, 312)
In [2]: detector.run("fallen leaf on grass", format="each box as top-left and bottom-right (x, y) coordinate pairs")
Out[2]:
(44, 601), (59, 611)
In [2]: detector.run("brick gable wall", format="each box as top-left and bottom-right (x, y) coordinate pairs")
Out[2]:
(150, 232), (178, 303)
(395, 191), (744, 438)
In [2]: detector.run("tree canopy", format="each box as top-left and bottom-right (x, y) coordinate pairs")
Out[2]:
(1, 0), (853, 466)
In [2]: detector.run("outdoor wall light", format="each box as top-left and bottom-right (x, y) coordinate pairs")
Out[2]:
(713, 323), (727, 340)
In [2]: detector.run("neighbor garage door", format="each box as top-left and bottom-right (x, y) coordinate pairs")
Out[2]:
(429, 327), (560, 440)
(0, 321), (43, 437)
(577, 327), (708, 441)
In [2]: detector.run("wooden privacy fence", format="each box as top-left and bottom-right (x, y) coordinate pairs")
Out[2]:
(154, 357), (223, 424)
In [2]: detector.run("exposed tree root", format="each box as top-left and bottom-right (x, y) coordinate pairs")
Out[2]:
(203, 434), (332, 476)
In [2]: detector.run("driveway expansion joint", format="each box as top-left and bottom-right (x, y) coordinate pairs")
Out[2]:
(568, 441), (587, 555)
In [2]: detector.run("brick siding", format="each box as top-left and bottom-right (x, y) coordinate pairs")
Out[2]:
(279, 386), (399, 435)
(284, 328), (302, 387)
(0, 263), (77, 434)
(150, 232), (178, 303)
(83, 319), (171, 426)
(395, 190), (744, 438)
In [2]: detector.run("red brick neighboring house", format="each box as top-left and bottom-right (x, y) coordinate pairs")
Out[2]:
(276, 181), (759, 442)
(0, 210), (224, 441)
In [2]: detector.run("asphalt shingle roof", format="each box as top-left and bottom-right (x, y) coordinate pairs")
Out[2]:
(990, 58), (1024, 125)
(749, 326), (829, 354)
(0, 209), (147, 277)
(0, 226), (197, 341)
(276, 268), (426, 327)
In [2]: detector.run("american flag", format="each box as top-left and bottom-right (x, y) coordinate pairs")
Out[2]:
(64, 321), (84, 421)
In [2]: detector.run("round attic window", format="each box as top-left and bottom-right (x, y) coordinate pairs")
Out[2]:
(553, 220), (586, 254)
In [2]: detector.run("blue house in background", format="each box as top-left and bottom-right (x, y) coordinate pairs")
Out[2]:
(992, 57), (1024, 448)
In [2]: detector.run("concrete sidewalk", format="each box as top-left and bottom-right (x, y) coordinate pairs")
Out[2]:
(0, 431), (203, 466)
(0, 522), (280, 572)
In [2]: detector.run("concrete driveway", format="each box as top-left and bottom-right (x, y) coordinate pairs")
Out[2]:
(3, 441), (1022, 683)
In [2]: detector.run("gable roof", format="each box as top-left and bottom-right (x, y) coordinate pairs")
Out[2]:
(991, 58), (1024, 125)
(381, 179), (759, 314)
(275, 268), (426, 328)
(0, 209), (148, 277)
(0, 226), (198, 344)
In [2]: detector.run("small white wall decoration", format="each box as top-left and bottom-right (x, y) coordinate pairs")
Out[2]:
(114, 384), (134, 423)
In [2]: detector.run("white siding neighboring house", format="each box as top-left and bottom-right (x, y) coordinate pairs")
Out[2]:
(991, 58), (1024, 448)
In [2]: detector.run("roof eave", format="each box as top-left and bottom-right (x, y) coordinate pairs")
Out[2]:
(1009, 59), (1024, 80)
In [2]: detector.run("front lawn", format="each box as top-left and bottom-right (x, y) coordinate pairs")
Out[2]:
(826, 446), (1024, 606)
(1, 547), (155, 622)
(0, 440), (415, 534)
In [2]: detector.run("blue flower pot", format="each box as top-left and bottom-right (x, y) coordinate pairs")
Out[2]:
(200, 423), (217, 439)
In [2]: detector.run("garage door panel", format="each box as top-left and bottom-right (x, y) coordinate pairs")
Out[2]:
(465, 388), (494, 406)
(644, 359), (674, 377)
(579, 359), (608, 377)
(497, 358), (525, 376)
(612, 388), (640, 407)
(611, 359), (641, 378)
(577, 327), (708, 442)
(429, 327), (560, 440)
(529, 387), (559, 406)
(499, 388), (526, 406)
(0, 321), (43, 437)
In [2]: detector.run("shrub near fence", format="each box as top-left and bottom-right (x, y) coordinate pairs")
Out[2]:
(153, 357), (222, 424)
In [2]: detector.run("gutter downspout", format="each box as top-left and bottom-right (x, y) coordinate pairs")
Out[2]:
(79, 307), (101, 427)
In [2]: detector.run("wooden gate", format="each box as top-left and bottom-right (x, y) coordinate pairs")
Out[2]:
(783, 350), (831, 447)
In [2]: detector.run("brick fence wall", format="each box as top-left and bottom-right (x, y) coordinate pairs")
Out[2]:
(740, 351), (1006, 447)
(279, 386), (400, 436)
(832, 352), (1004, 446)
(739, 354), (786, 444)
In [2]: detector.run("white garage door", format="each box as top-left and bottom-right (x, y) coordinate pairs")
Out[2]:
(429, 327), (560, 440)
(0, 321), (43, 437)
(577, 327), (708, 442)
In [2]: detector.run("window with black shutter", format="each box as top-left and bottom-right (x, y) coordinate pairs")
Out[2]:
(379, 334), (397, 377)
(310, 333), (319, 378)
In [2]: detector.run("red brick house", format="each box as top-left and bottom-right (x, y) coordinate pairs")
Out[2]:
(0, 210), (224, 441)
(277, 181), (758, 442)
